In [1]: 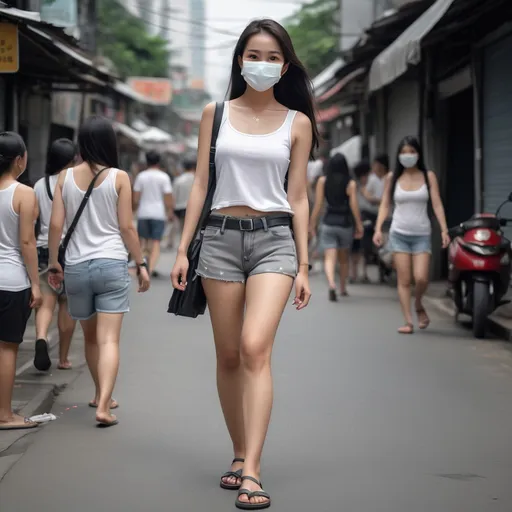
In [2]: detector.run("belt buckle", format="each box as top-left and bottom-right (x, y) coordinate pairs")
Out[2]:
(239, 218), (254, 231)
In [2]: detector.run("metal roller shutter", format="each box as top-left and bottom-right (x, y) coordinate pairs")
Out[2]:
(386, 80), (420, 162)
(483, 34), (512, 223)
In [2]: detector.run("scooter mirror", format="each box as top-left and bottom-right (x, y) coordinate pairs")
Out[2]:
(500, 218), (508, 226)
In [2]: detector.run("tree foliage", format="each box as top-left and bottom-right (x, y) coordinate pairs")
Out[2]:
(97, 0), (170, 79)
(285, 0), (340, 78)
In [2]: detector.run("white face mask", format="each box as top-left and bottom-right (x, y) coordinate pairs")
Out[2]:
(241, 61), (283, 92)
(399, 153), (419, 169)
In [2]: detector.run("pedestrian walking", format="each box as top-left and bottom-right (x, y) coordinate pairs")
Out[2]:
(0, 132), (42, 430)
(133, 150), (174, 277)
(172, 157), (196, 240)
(47, 116), (150, 427)
(33, 139), (77, 371)
(310, 153), (364, 300)
(171, 18), (315, 510)
(373, 136), (450, 333)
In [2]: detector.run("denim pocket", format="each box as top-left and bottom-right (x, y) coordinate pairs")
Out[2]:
(98, 261), (129, 292)
(202, 226), (221, 240)
(268, 226), (292, 238)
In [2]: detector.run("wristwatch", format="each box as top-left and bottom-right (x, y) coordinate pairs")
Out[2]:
(136, 260), (148, 276)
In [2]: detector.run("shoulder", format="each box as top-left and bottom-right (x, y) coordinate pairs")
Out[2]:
(427, 170), (437, 182)
(33, 177), (44, 192)
(385, 171), (393, 183)
(317, 175), (327, 186)
(115, 169), (130, 186)
(201, 101), (217, 121)
(14, 183), (35, 202)
(292, 111), (312, 131)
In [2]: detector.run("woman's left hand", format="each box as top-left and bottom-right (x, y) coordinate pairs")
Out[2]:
(293, 271), (311, 310)
(442, 231), (451, 249)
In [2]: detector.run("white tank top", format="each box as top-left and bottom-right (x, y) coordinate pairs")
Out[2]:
(211, 102), (297, 214)
(62, 168), (128, 265)
(0, 182), (30, 291)
(390, 183), (431, 236)
(34, 175), (67, 248)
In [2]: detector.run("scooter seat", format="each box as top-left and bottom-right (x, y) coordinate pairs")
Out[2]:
(463, 216), (501, 232)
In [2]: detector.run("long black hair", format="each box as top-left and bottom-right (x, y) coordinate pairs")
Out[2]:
(227, 18), (319, 158)
(46, 138), (76, 176)
(78, 115), (119, 170)
(325, 153), (351, 205)
(389, 135), (429, 202)
(0, 132), (26, 177)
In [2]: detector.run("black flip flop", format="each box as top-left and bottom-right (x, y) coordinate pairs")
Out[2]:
(236, 475), (271, 510)
(34, 339), (51, 371)
(220, 457), (245, 490)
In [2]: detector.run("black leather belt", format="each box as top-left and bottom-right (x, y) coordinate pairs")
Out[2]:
(207, 215), (292, 232)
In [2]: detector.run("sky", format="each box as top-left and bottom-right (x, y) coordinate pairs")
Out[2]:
(204, 0), (311, 99)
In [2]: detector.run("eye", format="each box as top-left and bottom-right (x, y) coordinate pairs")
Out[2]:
(247, 54), (258, 60)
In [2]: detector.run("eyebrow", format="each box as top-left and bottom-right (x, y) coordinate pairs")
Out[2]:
(247, 49), (282, 55)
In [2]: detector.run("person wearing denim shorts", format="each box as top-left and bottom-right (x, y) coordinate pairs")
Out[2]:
(373, 136), (450, 334)
(47, 116), (150, 427)
(171, 21), (317, 509)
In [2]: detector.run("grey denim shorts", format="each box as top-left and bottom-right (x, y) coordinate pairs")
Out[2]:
(196, 215), (298, 283)
(319, 223), (354, 250)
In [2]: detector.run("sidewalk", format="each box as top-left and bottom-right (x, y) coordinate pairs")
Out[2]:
(424, 280), (512, 341)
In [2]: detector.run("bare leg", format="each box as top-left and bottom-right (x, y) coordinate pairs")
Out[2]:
(148, 240), (161, 274)
(57, 300), (76, 368)
(338, 249), (350, 295)
(350, 252), (360, 281)
(202, 278), (246, 486)
(35, 292), (57, 340)
(394, 252), (414, 332)
(323, 248), (337, 291)
(413, 253), (431, 329)
(81, 317), (100, 402)
(239, 273), (294, 506)
(95, 312), (123, 424)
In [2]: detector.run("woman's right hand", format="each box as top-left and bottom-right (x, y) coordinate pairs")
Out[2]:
(30, 284), (42, 309)
(373, 230), (383, 247)
(171, 252), (189, 291)
(138, 267), (150, 293)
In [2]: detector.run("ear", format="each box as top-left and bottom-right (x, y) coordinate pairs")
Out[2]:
(281, 63), (290, 76)
(238, 55), (243, 69)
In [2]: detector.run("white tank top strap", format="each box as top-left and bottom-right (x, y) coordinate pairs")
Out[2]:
(285, 110), (298, 142)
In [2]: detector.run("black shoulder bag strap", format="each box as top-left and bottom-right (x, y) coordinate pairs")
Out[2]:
(191, 102), (224, 241)
(45, 175), (54, 201)
(60, 167), (109, 254)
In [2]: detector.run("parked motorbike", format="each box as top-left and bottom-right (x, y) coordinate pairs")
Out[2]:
(448, 193), (512, 338)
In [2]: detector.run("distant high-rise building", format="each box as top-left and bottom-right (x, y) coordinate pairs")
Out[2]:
(188, 0), (206, 89)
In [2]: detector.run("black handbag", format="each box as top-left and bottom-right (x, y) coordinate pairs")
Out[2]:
(55, 168), (109, 270)
(167, 102), (224, 318)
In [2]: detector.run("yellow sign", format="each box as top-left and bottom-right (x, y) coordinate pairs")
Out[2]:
(0, 23), (18, 73)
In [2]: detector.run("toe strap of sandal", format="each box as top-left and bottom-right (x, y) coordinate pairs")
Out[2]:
(241, 475), (261, 486)
(222, 469), (243, 479)
(247, 490), (270, 500)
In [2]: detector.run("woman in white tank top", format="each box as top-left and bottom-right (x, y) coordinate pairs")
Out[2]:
(0, 132), (42, 431)
(33, 139), (77, 372)
(171, 19), (317, 509)
(47, 116), (150, 427)
(374, 136), (450, 334)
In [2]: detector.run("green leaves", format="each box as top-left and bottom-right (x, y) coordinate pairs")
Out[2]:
(97, 0), (170, 79)
(285, 0), (339, 78)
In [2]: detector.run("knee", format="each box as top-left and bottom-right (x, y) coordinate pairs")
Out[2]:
(398, 276), (412, 288)
(415, 276), (429, 290)
(217, 348), (241, 372)
(240, 336), (271, 373)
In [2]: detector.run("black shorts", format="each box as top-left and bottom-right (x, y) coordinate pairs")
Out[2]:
(352, 239), (361, 253)
(0, 288), (32, 344)
(174, 209), (186, 220)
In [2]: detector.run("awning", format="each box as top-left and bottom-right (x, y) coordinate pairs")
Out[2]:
(316, 105), (342, 124)
(140, 126), (173, 143)
(114, 122), (142, 146)
(112, 81), (162, 106)
(312, 58), (344, 93)
(369, 0), (456, 92)
(317, 67), (366, 104)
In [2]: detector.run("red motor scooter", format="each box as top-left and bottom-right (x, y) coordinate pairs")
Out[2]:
(448, 194), (512, 339)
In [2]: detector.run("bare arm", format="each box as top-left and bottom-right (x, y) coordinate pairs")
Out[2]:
(48, 171), (66, 266)
(17, 186), (40, 287)
(132, 191), (141, 212)
(309, 176), (325, 230)
(428, 171), (448, 233)
(116, 171), (145, 264)
(164, 193), (174, 219)
(288, 112), (312, 270)
(375, 172), (393, 233)
(347, 180), (363, 232)
(177, 102), (215, 255)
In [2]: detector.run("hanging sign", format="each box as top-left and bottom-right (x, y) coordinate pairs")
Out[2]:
(0, 23), (19, 73)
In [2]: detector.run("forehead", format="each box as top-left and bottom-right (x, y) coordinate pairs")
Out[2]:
(400, 144), (417, 153)
(244, 32), (282, 53)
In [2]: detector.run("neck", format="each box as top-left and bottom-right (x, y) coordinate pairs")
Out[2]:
(241, 86), (276, 110)
(0, 172), (16, 184)
(404, 167), (419, 173)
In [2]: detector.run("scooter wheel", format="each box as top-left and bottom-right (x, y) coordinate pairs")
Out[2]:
(473, 281), (490, 339)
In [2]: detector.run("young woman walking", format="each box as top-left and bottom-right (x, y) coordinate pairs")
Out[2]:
(0, 132), (42, 430)
(309, 153), (364, 300)
(48, 116), (150, 427)
(33, 139), (77, 371)
(373, 136), (450, 333)
(171, 19), (315, 509)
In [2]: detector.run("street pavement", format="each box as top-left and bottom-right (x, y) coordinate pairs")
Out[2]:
(2, 252), (512, 511)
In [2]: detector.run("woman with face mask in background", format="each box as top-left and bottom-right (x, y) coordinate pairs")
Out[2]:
(0, 132), (42, 430)
(373, 136), (450, 334)
(171, 18), (316, 510)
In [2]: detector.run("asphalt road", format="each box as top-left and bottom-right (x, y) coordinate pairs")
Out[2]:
(2, 253), (512, 511)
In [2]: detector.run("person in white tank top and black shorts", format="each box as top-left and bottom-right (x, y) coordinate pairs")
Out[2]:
(373, 136), (450, 334)
(0, 132), (42, 430)
(33, 139), (77, 372)
(47, 116), (150, 427)
(171, 19), (315, 510)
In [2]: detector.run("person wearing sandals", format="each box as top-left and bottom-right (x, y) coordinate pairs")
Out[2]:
(373, 136), (450, 334)
(33, 139), (77, 372)
(47, 116), (150, 427)
(309, 153), (364, 301)
(0, 132), (43, 430)
(171, 19), (315, 509)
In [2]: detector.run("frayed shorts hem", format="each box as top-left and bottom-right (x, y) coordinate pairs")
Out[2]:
(70, 308), (130, 321)
(196, 270), (296, 283)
